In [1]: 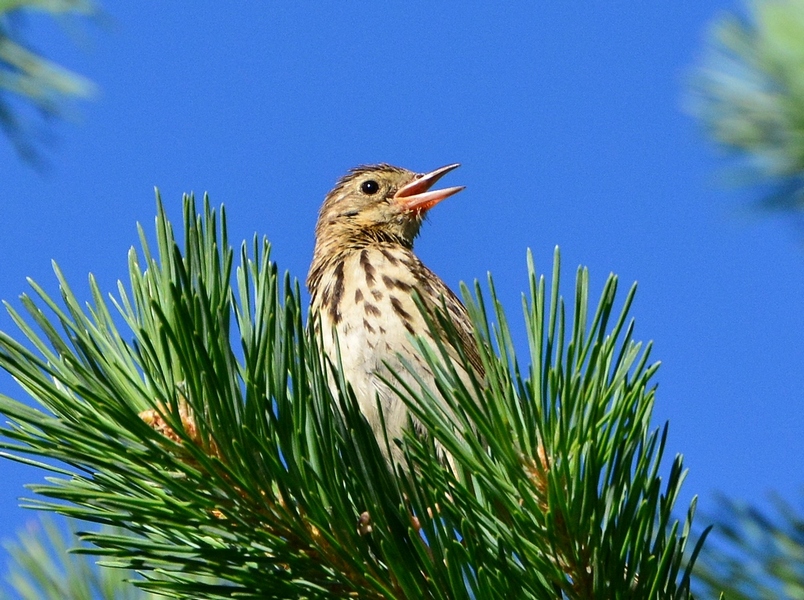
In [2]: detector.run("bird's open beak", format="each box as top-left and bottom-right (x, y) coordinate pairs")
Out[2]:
(393, 163), (464, 213)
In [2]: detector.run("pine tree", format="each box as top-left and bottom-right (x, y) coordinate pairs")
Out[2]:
(0, 196), (707, 599)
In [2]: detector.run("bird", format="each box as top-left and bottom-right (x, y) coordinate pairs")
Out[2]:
(307, 163), (483, 467)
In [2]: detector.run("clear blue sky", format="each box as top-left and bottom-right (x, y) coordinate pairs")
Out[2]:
(3, 1), (803, 580)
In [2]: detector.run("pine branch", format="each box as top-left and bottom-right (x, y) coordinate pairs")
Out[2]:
(693, 493), (804, 599)
(688, 0), (804, 212)
(1, 515), (157, 600)
(0, 194), (707, 598)
(0, 0), (97, 165)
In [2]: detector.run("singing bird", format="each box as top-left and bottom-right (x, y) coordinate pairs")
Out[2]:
(307, 163), (483, 466)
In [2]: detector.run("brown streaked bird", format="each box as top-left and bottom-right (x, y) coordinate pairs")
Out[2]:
(307, 163), (483, 467)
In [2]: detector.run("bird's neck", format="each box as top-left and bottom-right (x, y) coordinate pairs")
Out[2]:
(307, 233), (417, 297)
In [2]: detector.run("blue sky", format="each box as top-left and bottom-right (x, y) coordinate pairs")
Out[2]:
(3, 1), (803, 579)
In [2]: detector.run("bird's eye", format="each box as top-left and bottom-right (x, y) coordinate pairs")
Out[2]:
(361, 180), (379, 195)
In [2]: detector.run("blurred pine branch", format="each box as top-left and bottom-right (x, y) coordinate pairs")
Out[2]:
(1, 516), (156, 600)
(694, 494), (804, 600)
(0, 0), (96, 165)
(0, 195), (708, 598)
(688, 3), (804, 596)
(689, 0), (804, 212)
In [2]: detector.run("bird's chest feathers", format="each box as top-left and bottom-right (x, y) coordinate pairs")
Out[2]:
(314, 247), (429, 371)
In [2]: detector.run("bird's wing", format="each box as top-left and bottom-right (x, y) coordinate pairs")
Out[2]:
(416, 265), (485, 379)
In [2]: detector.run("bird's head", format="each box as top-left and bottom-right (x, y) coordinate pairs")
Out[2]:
(314, 163), (464, 249)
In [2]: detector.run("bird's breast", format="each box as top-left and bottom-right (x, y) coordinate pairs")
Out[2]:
(311, 246), (435, 401)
